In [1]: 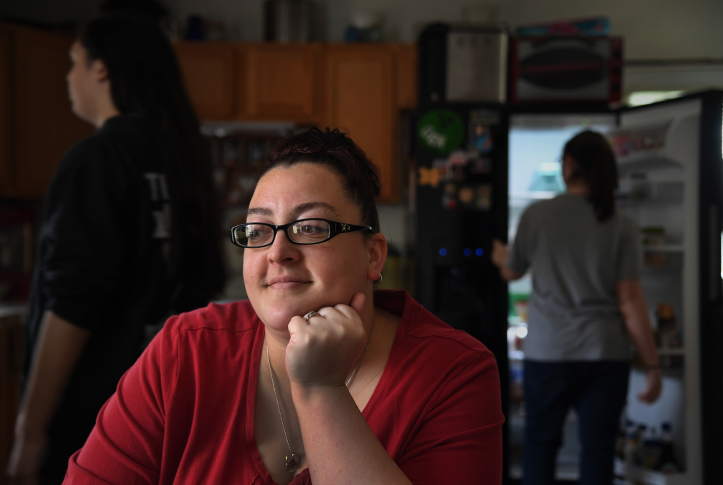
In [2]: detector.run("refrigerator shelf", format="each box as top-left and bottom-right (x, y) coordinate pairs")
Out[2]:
(509, 191), (558, 201)
(509, 348), (684, 360)
(614, 459), (687, 485)
(641, 244), (684, 252)
(508, 349), (525, 362)
(511, 463), (579, 481)
(618, 180), (685, 205)
(616, 150), (682, 172)
(657, 348), (685, 357)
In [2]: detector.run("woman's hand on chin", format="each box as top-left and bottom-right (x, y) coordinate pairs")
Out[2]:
(285, 293), (367, 389)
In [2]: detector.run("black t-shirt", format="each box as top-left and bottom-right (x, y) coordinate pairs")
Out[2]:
(23, 114), (182, 473)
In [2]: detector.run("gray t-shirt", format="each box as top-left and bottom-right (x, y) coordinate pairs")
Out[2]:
(508, 194), (641, 361)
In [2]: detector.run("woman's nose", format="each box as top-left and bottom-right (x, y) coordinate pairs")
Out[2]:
(266, 228), (299, 264)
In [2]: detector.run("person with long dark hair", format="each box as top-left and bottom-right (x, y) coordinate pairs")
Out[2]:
(7, 14), (225, 484)
(492, 130), (662, 485)
(61, 127), (504, 485)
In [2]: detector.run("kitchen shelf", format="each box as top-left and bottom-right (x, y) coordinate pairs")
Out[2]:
(614, 459), (686, 485)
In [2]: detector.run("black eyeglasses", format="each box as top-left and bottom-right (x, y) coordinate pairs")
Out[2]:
(229, 218), (373, 248)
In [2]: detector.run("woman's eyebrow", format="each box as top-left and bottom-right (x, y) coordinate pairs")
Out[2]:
(292, 202), (338, 217)
(246, 202), (338, 218)
(247, 207), (273, 216)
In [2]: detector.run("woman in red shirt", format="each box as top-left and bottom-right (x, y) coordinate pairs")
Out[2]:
(64, 128), (504, 485)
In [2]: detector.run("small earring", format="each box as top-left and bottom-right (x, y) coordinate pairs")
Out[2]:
(377, 273), (383, 283)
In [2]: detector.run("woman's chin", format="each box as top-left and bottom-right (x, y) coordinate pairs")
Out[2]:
(254, 306), (308, 334)
(249, 287), (358, 333)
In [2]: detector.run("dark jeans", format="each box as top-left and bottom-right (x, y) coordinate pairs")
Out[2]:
(522, 360), (630, 485)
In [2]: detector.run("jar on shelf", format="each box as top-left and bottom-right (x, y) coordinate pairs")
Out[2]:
(656, 304), (683, 369)
(656, 304), (681, 349)
(641, 226), (667, 267)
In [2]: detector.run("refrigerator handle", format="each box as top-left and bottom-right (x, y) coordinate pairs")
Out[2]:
(709, 204), (720, 302)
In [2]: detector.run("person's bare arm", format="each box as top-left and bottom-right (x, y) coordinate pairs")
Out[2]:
(491, 239), (524, 282)
(616, 279), (662, 403)
(286, 294), (412, 485)
(292, 384), (412, 485)
(7, 311), (90, 481)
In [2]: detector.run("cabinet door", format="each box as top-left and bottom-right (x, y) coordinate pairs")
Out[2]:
(174, 42), (236, 120)
(12, 26), (91, 198)
(394, 44), (418, 110)
(0, 25), (12, 194)
(324, 46), (398, 203)
(243, 44), (322, 123)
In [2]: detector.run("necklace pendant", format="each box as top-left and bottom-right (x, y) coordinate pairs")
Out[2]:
(285, 453), (301, 473)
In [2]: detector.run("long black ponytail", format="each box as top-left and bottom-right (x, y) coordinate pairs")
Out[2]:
(563, 130), (618, 222)
(79, 14), (226, 307)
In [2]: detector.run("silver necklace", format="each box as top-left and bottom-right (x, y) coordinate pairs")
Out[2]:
(265, 318), (375, 473)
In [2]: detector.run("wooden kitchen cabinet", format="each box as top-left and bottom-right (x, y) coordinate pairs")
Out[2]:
(241, 44), (323, 123)
(174, 42), (238, 120)
(174, 41), (416, 122)
(0, 26), (12, 195)
(324, 45), (399, 203)
(1, 24), (92, 199)
(172, 41), (417, 203)
(394, 44), (418, 110)
(175, 43), (324, 123)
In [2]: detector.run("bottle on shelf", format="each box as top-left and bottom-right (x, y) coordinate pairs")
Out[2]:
(656, 304), (681, 349)
(658, 422), (679, 474)
(635, 424), (647, 465)
(615, 420), (631, 460)
(624, 423), (642, 467)
(640, 426), (663, 469)
(656, 303), (683, 369)
(641, 226), (667, 266)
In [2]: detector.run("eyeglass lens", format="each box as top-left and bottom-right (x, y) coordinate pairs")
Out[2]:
(233, 219), (332, 247)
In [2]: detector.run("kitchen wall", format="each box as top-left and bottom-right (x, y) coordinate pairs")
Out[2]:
(162, 0), (723, 60)
(359, 0), (723, 59)
(3, 0), (723, 60)
(166, 0), (723, 95)
(5, 1), (723, 92)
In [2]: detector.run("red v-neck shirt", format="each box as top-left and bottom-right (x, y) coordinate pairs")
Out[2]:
(65, 290), (503, 484)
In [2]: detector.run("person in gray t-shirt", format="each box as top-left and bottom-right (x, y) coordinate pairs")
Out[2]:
(492, 131), (661, 485)
(507, 193), (641, 361)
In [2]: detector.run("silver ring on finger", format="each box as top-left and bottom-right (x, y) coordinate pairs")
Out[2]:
(304, 310), (325, 322)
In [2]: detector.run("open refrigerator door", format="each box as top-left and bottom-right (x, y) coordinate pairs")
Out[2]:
(609, 93), (723, 485)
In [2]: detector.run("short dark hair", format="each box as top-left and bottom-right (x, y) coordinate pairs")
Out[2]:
(261, 127), (381, 233)
(563, 130), (618, 222)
